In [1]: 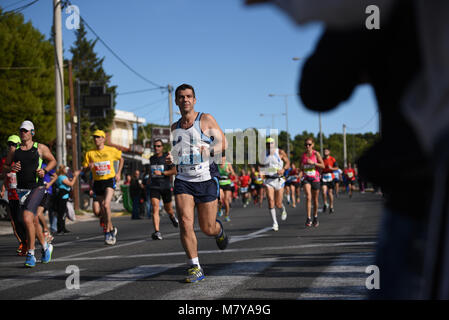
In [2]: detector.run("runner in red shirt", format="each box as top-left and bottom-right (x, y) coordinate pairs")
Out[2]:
(321, 148), (339, 214)
(239, 169), (251, 208)
(1, 135), (27, 255)
(344, 163), (357, 198)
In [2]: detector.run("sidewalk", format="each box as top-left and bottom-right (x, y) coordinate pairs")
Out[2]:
(0, 201), (128, 236)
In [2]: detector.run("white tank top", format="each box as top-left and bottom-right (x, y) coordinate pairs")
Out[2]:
(172, 112), (213, 182)
(262, 148), (283, 177)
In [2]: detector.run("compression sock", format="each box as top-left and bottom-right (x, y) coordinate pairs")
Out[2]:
(269, 208), (278, 225)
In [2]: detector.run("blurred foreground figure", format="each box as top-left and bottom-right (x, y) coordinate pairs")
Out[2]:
(246, 0), (449, 299)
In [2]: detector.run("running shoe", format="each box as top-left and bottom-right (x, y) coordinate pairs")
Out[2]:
(312, 216), (319, 227)
(217, 208), (223, 217)
(329, 208), (335, 214)
(322, 203), (329, 213)
(17, 242), (23, 254)
(224, 215), (231, 222)
(112, 226), (118, 237)
(25, 253), (36, 268)
(185, 265), (205, 283)
(305, 218), (312, 227)
(215, 219), (229, 250)
(272, 223), (279, 232)
(104, 232), (116, 245)
(169, 215), (179, 228)
(41, 244), (53, 264)
(281, 209), (287, 221)
(152, 231), (163, 240)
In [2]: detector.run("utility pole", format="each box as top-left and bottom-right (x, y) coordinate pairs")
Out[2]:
(168, 85), (174, 129)
(268, 93), (292, 156)
(343, 124), (347, 168)
(53, 0), (66, 165)
(68, 61), (79, 211)
(284, 95), (290, 158)
(319, 112), (323, 156)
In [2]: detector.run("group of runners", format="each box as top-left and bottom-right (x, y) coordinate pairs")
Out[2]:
(1, 83), (359, 283)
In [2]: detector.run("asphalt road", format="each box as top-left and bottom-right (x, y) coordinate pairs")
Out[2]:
(0, 192), (383, 302)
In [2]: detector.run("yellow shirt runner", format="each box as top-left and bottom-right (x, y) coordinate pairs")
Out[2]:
(83, 145), (122, 181)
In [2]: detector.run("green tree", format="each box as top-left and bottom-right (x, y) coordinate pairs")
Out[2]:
(0, 9), (56, 154)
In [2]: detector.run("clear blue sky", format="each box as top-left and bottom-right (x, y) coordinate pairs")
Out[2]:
(13, 0), (379, 138)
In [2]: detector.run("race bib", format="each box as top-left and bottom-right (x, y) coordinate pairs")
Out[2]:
(151, 165), (165, 178)
(94, 161), (111, 176)
(240, 187), (248, 193)
(303, 164), (316, 177)
(347, 172), (354, 178)
(287, 175), (297, 182)
(322, 173), (333, 182)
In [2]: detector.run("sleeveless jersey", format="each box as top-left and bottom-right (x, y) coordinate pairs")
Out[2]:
(218, 162), (231, 186)
(149, 153), (173, 189)
(301, 151), (320, 182)
(13, 142), (43, 189)
(172, 112), (218, 182)
(262, 148), (283, 178)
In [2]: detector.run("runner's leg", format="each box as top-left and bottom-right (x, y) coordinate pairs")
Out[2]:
(176, 193), (197, 259)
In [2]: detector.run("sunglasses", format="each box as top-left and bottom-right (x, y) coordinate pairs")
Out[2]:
(93, 135), (103, 139)
(154, 145), (163, 148)
(7, 142), (16, 147)
(20, 128), (29, 133)
(305, 143), (312, 147)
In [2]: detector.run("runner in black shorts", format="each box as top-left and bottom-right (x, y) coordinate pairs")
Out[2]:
(169, 83), (228, 283)
(4, 121), (57, 267)
(148, 139), (178, 240)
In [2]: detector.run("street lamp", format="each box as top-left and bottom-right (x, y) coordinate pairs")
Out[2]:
(259, 113), (284, 131)
(268, 93), (295, 158)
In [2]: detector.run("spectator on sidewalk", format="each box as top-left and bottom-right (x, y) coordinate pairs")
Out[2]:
(55, 165), (80, 234)
(129, 170), (144, 220)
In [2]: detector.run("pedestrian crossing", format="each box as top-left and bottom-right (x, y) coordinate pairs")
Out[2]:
(0, 252), (375, 300)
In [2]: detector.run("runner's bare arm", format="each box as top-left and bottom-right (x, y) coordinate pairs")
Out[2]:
(200, 113), (227, 155)
(279, 149), (290, 171)
(314, 152), (325, 169)
(116, 157), (124, 182)
(163, 165), (177, 177)
(37, 144), (57, 178)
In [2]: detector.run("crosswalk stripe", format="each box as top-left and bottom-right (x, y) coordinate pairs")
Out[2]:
(158, 258), (279, 300)
(31, 263), (183, 300)
(0, 269), (70, 292)
(297, 253), (375, 300)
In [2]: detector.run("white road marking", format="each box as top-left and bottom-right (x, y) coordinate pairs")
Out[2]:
(0, 269), (80, 292)
(49, 241), (376, 263)
(297, 253), (375, 300)
(159, 258), (279, 300)
(31, 263), (183, 300)
(228, 227), (272, 244)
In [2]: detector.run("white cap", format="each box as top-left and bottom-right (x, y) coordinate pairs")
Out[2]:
(20, 120), (34, 131)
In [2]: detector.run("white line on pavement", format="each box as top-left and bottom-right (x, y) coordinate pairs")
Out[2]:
(31, 263), (183, 300)
(296, 253), (375, 300)
(49, 241), (376, 264)
(158, 258), (280, 300)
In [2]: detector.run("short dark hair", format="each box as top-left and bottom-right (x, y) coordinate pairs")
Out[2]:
(175, 83), (196, 100)
(154, 139), (163, 145)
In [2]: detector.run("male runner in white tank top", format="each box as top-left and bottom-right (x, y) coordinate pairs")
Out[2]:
(167, 84), (229, 283)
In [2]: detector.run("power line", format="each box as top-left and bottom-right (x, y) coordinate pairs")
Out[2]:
(117, 87), (165, 96)
(2, 0), (32, 10)
(346, 111), (379, 132)
(128, 95), (168, 112)
(62, 0), (166, 90)
(1, 0), (39, 16)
